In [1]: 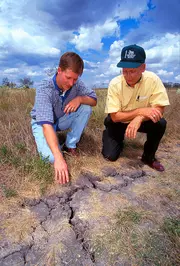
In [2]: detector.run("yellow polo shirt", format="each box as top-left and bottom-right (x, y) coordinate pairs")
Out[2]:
(105, 71), (170, 114)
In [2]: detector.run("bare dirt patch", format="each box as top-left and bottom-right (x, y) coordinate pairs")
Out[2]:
(0, 88), (180, 265)
(0, 141), (179, 265)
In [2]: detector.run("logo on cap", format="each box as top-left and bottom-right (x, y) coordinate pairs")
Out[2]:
(117, 44), (146, 68)
(124, 50), (136, 59)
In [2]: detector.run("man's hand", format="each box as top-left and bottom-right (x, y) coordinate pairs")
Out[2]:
(54, 157), (69, 184)
(64, 97), (81, 114)
(43, 124), (70, 184)
(125, 116), (144, 139)
(139, 107), (162, 123)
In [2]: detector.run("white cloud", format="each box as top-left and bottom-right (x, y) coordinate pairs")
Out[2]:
(84, 60), (100, 69)
(108, 64), (121, 76)
(84, 32), (180, 87)
(175, 75), (180, 82)
(83, 40), (124, 88)
(0, 26), (61, 57)
(0, 1), (74, 61)
(0, 64), (46, 85)
(108, 40), (124, 59)
(157, 70), (173, 77)
(0, 0), (179, 87)
(143, 33), (180, 66)
(96, 74), (105, 78)
(83, 40), (123, 86)
(101, 40), (124, 77)
(71, 20), (119, 51)
(4, 68), (19, 74)
(27, 71), (40, 77)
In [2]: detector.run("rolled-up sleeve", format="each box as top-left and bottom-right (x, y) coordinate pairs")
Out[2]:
(149, 76), (170, 107)
(35, 83), (54, 125)
(76, 79), (97, 100)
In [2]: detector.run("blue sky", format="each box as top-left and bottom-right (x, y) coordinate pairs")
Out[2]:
(0, 0), (180, 88)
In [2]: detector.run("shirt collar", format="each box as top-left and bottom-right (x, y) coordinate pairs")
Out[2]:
(123, 74), (143, 88)
(52, 73), (63, 94)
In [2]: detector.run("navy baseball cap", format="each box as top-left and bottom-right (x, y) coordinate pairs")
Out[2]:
(117, 44), (146, 68)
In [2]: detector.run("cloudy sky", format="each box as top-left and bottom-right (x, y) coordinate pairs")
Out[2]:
(0, 0), (180, 88)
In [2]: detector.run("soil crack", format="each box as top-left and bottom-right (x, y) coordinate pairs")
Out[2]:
(0, 169), (148, 265)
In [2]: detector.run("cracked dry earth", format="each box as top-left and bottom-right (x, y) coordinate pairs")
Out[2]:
(0, 143), (180, 266)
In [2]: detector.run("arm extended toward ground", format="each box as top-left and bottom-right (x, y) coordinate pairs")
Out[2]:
(43, 124), (69, 184)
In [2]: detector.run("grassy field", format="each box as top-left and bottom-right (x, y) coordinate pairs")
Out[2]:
(0, 86), (180, 265)
(0, 87), (179, 196)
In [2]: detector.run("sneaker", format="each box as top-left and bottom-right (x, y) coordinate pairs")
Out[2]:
(141, 157), (165, 172)
(63, 145), (78, 157)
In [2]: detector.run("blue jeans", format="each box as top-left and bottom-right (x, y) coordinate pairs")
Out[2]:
(31, 104), (92, 163)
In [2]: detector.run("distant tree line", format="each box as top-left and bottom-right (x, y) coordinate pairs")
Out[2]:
(1, 77), (17, 88)
(1, 77), (34, 89)
(163, 82), (180, 89)
(1, 76), (180, 89)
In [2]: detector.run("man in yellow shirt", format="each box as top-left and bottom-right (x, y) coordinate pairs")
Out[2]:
(102, 44), (170, 171)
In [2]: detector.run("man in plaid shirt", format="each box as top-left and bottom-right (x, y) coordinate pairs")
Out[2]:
(31, 52), (97, 184)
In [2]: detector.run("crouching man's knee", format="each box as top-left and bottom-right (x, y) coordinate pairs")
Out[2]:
(39, 151), (55, 164)
(158, 118), (167, 130)
(79, 104), (92, 115)
(154, 118), (167, 135)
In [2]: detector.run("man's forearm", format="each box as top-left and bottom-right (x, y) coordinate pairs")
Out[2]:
(43, 124), (64, 160)
(110, 109), (141, 123)
(79, 96), (97, 106)
(110, 106), (164, 123)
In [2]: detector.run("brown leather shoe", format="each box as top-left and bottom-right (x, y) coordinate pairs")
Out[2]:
(63, 145), (78, 156)
(141, 158), (165, 172)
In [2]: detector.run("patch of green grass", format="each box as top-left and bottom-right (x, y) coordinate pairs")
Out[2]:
(15, 142), (27, 152)
(91, 207), (146, 264)
(0, 145), (12, 163)
(125, 138), (144, 149)
(40, 183), (49, 196)
(0, 144), (53, 193)
(115, 207), (143, 225)
(91, 208), (180, 265)
(1, 185), (18, 198)
(0, 145), (9, 157)
(0, 145), (22, 167)
(89, 89), (107, 128)
(162, 217), (180, 242)
(138, 226), (180, 266)
(22, 156), (53, 184)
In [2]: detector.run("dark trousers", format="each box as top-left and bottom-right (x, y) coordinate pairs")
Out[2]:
(102, 115), (167, 162)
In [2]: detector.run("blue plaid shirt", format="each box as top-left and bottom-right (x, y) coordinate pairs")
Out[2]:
(31, 74), (97, 125)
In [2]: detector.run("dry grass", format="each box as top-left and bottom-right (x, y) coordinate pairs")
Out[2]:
(1, 208), (38, 243)
(164, 89), (180, 139)
(0, 86), (180, 265)
(90, 206), (180, 265)
(0, 87), (179, 198)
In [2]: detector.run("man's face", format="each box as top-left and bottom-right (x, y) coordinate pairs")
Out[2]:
(57, 67), (79, 91)
(122, 64), (145, 87)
